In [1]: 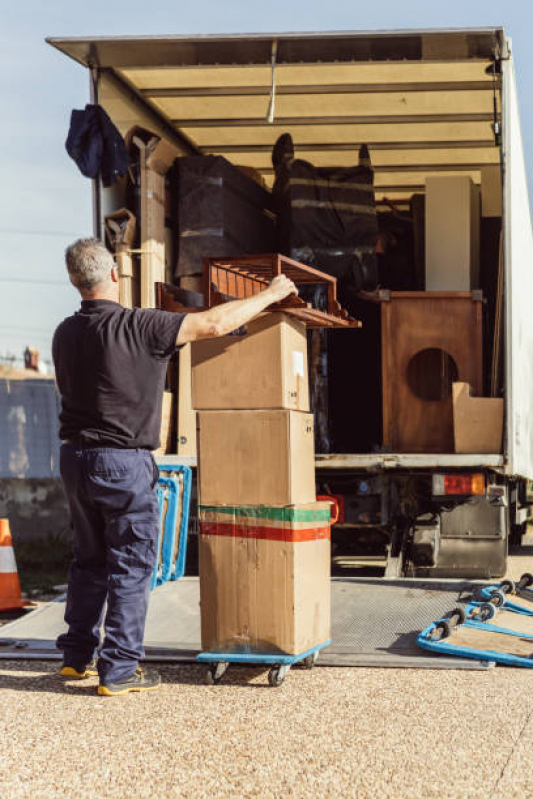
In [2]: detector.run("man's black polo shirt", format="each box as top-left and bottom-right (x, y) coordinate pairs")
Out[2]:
(52, 300), (186, 450)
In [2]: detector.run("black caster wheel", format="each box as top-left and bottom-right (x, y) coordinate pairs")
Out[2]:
(479, 602), (497, 621)
(449, 607), (466, 626)
(302, 651), (319, 670)
(204, 662), (228, 685)
(501, 579), (516, 595)
(432, 620), (451, 641)
(268, 664), (288, 687)
(520, 573), (533, 588)
(490, 589), (506, 607)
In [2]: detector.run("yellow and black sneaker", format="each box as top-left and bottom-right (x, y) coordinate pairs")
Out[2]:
(97, 666), (161, 697)
(60, 658), (98, 679)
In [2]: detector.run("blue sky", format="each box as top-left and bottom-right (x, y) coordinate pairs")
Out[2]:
(1, 0), (532, 366)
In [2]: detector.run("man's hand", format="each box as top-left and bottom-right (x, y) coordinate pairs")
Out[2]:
(177, 274), (298, 345)
(266, 274), (298, 303)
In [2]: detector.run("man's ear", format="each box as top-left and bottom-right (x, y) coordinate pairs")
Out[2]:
(111, 264), (119, 283)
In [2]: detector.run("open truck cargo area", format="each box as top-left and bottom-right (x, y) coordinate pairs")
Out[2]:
(48, 28), (533, 579)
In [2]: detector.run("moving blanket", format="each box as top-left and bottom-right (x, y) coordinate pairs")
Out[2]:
(172, 155), (277, 278)
(272, 133), (379, 296)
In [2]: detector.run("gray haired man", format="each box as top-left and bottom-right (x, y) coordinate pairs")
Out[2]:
(53, 238), (297, 696)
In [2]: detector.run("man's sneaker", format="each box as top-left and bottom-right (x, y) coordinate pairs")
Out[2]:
(60, 658), (98, 679)
(97, 666), (161, 696)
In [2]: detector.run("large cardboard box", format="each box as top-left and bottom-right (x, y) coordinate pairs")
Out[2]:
(425, 176), (480, 291)
(199, 503), (331, 655)
(197, 409), (315, 506)
(453, 382), (504, 454)
(191, 313), (309, 411)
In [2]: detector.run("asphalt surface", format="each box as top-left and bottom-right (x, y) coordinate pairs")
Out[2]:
(1, 544), (533, 797)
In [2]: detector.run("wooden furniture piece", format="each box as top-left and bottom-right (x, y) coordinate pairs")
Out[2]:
(105, 208), (136, 308)
(129, 128), (181, 308)
(381, 291), (483, 453)
(205, 254), (361, 328)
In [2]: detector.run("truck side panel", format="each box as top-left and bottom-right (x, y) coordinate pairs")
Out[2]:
(503, 52), (533, 480)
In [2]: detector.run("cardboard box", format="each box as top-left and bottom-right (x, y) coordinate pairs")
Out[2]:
(199, 503), (331, 655)
(425, 176), (480, 291)
(197, 409), (315, 506)
(191, 313), (309, 411)
(453, 382), (504, 453)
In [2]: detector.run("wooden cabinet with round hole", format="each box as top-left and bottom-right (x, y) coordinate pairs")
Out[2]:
(380, 291), (483, 453)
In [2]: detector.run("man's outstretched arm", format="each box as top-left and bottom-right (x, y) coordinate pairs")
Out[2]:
(176, 275), (298, 345)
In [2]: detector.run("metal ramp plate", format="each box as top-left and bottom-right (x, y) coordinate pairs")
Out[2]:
(0, 577), (491, 669)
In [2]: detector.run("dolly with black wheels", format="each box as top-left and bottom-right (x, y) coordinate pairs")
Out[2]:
(197, 640), (331, 688)
(480, 572), (533, 615)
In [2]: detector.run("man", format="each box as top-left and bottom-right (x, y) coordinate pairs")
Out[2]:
(53, 238), (297, 696)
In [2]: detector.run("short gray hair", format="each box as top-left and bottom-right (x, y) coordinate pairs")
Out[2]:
(65, 238), (115, 291)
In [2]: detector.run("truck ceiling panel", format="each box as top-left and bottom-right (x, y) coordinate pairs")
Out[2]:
(47, 29), (503, 69)
(203, 147), (499, 171)
(180, 121), (495, 147)
(49, 35), (503, 196)
(118, 61), (495, 91)
(149, 89), (497, 121)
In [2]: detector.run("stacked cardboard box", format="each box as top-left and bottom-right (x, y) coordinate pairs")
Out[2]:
(192, 312), (331, 655)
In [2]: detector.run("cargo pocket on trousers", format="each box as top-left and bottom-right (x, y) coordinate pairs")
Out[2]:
(107, 519), (158, 585)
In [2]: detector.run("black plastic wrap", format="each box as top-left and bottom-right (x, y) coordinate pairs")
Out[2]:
(272, 134), (379, 295)
(171, 155), (277, 278)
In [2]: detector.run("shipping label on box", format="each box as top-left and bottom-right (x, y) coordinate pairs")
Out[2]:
(199, 503), (331, 655)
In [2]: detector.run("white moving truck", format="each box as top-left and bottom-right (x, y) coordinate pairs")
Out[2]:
(48, 28), (533, 578)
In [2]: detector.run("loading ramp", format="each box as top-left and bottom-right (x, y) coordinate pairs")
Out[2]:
(0, 577), (492, 670)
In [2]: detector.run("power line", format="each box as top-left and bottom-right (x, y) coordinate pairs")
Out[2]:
(0, 278), (67, 285)
(0, 228), (82, 237)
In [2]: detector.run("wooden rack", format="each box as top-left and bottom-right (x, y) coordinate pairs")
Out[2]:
(203, 253), (360, 328)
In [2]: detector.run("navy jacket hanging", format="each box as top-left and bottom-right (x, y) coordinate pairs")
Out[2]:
(66, 104), (129, 187)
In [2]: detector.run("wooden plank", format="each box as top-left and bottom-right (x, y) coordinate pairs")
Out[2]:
(450, 626), (533, 658)
(132, 131), (182, 308)
(121, 62), (494, 92)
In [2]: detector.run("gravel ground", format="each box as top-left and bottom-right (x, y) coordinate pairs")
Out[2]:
(2, 545), (533, 797)
(1, 660), (533, 798)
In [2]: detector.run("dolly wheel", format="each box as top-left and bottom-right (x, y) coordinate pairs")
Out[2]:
(520, 573), (533, 588)
(432, 620), (451, 641)
(501, 579), (516, 595)
(479, 602), (497, 621)
(205, 662), (228, 685)
(302, 651), (319, 670)
(268, 665), (288, 687)
(449, 607), (466, 626)
(490, 589), (506, 607)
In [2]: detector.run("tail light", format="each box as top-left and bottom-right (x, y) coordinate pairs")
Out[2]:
(432, 473), (485, 497)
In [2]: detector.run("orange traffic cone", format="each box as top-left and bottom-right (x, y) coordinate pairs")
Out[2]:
(0, 518), (25, 611)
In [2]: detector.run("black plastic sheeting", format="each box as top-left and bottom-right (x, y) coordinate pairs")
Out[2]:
(171, 156), (277, 278)
(272, 133), (379, 303)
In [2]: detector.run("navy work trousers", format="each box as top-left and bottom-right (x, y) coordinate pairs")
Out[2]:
(57, 445), (159, 684)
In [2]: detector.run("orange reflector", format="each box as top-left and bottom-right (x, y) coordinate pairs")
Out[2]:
(433, 473), (485, 496)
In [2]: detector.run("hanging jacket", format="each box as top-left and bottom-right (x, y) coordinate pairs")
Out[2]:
(65, 104), (129, 187)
